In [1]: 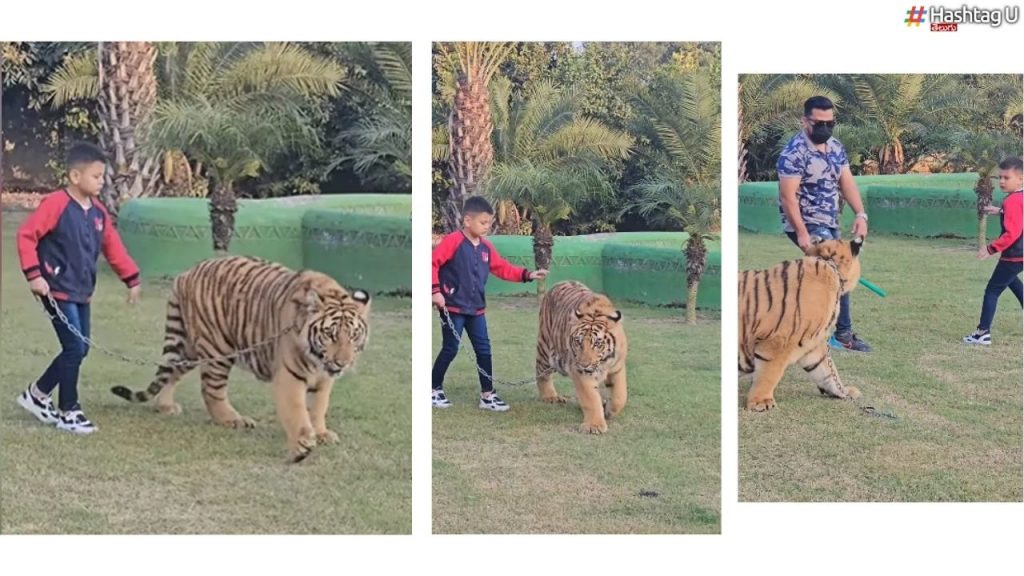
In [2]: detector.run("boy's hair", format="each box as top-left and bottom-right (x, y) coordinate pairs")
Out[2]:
(66, 142), (108, 170)
(803, 96), (834, 117)
(998, 157), (1023, 173)
(462, 196), (494, 217)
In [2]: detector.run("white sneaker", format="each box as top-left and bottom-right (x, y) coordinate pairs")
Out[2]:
(16, 388), (60, 425)
(478, 393), (510, 412)
(963, 329), (991, 346)
(56, 410), (98, 435)
(432, 390), (453, 408)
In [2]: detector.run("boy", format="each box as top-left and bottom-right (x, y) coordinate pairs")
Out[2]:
(431, 196), (547, 411)
(964, 157), (1023, 345)
(15, 142), (141, 434)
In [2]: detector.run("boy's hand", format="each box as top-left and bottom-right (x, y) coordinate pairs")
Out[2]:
(28, 277), (50, 297)
(530, 269), (549, 280)
(432, 292), (446, 310)
(977, 247), (991, 260)
(127, 285), (141, 305)
(983, 205), (1002, 215)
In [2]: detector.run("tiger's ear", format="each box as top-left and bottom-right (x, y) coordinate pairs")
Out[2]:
(851, 236), (863, 257)
(574, 308), (583, 319)
(607, 310), (622, 322)
(351, 289), (371, 305)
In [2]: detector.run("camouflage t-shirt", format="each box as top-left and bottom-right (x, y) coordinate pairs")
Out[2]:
(776, 131), (849, 232)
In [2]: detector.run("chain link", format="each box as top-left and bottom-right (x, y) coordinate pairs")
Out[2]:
(39, 292), (295, 370)
(439, 307), (554, 388)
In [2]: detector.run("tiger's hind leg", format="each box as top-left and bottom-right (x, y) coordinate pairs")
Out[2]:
(273, 366), (316, 463)
(604, 365), (628, 419)
(746, 354), (787, 411)
(799, 344), (860, 400)
(536, 353), (567, 404)
(152, 362), (196, 415)
(152, 316), (196, 415)
(200, 360), (254, 429)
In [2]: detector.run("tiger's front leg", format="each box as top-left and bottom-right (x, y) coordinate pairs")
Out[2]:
(309, 376), (339, 445)
(536, 355), (567, 404)
(272, 366), (317, 463)
(604, 365), (627, 419)
(573, 373), (608, 434)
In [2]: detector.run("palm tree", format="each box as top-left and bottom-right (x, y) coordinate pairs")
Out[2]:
(624, 71), (720, 324)
(485, 77), (632, 295)
(435, 42), (513, 231)
(329, 42), (411, 190)
(43, 42), (159, 217)
(143, 43), (343, 253)
(738, 74), (838, 182)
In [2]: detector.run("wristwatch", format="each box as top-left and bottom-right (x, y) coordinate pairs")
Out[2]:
(855, 212), (868, 221)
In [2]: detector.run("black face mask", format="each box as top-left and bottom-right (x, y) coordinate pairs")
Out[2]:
(808, 123), (833, 144)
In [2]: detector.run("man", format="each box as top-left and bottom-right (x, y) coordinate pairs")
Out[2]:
(777, 96), (872, 352)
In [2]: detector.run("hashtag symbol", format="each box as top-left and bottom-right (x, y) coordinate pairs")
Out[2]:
(904, 6), (926, 26)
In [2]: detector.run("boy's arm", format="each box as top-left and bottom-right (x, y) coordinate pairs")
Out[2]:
(96, 203), (141, 287)
(16, 193), (68, 281)
(486, 240), (532, 283)
(988, 193), (1023, 255)
(431, 232), (463, 294)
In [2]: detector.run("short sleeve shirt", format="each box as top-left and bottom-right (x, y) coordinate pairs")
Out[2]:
(776, 131), (849, 232)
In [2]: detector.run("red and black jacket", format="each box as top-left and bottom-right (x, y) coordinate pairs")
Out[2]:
(17, 190), (140, 303)
(432, 231), (532, 315)
(988, 190), (1023, 262)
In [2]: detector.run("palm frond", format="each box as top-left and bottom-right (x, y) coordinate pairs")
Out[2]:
(42, 50), (99, 107)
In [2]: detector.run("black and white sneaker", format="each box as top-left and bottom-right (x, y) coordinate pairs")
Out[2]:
(56, 410), (97, 435)
(478, 393), (510, 412)
(432, 389), (453, 408)
(16, 388), (60, 425)
(963, 329), (992, 346)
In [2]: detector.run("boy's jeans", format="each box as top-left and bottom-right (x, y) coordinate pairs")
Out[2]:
(978, 260), (1024, 331)
(36, 299), (90, 412)
(785, 224), (853, 334)
(432, 311), (494, 394)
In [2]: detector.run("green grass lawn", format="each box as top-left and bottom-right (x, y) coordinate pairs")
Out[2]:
(432, 297), (721, 534)
(0, 212), (411, 534)
(739, 231), (1023, 502)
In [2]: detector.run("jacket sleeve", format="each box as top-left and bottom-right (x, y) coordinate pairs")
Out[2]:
(989, 193), (1023, 255)
(486, 239), (532, 283)
(431, 232), (463, 293)
(16, 192), (68, 281)
(95, 202), (141, 287)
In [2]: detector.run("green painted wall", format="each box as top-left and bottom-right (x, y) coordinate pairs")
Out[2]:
(302, 210), (411, 294)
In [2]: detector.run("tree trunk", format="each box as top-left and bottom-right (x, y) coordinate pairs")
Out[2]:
(880, 141), (905, 175)
(444, 69), (494, 232)
(976, 172), (994, 250)
(532, 221), (554, 298)
(96, 41), (159, 219)
(209, 181), (237, 254)
(738, 82), (748, 183)
(684, 235), (707, 325)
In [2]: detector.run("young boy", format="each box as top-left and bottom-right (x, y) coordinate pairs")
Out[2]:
(964, 156), (1023, 345)
(15, 142), (141, 434)
(431, 196), (547, 411)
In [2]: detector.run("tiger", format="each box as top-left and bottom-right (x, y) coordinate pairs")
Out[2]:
(738, 237), (863, 412)
(536, 280), (628, 434)
(110, 256), (371, 462)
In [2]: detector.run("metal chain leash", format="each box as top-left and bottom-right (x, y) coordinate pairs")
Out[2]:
(439, 307), (554, 388)
(39, 292), (295, 370)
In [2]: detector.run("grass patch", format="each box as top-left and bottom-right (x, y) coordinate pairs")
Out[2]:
(0, 213), (410, 533)
(432, 297), (720, 533)
(738, 232), (1023, 502)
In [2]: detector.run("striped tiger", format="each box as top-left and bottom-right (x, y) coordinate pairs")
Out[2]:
(536, 280), (628, 434)
(111, 256), (371, 462)
(738, 238), (863, 411)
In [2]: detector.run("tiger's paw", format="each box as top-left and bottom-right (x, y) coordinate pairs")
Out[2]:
(288, 435), (316, 463)
(579, 421), (608, 435)
(156, 402), (182, 416)
(747, 397), (777, 412)
(219, 416), (256, 429)
(540, 394), (569, 404)
(316, 429), (340, 445)
(845, 386), (861, 400)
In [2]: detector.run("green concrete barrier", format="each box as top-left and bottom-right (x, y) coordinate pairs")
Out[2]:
(302, 210), (411, 294)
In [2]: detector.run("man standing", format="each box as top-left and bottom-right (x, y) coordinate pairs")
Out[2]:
(777, 96), (872, 352)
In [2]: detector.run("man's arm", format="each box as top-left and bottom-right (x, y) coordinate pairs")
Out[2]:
(838, 165), (868, 237)
(779, 177), (810, 242)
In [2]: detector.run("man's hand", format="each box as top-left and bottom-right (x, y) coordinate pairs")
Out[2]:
(983, 205), (1002, 215)
(432, 292), (446, 310)
(127, 284), (141, 305)
(530, 269), (549, 280)
(796, 230), (813, 253)
(28, 277), (50, 297)
(852, 216), (869, 238)
(977, 247), (991, 260)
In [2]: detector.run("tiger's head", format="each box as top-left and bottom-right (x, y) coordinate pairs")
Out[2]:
(295, 273), (371, 378)
(805, 237), (863, 293)
(569, 294), (623, 376)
